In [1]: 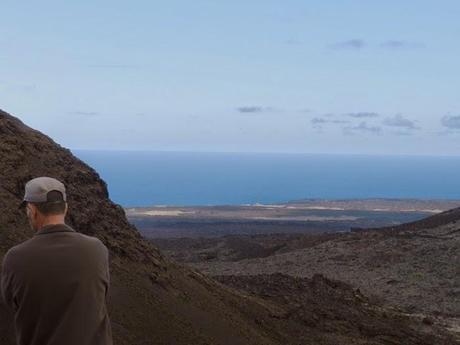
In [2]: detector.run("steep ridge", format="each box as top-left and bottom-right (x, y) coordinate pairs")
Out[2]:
(353, 206), (460, 233)
(0, 109), (282, 345)
(0, 109), (457, 344)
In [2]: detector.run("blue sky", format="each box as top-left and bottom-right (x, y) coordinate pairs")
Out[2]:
(1, 1), (460, 155)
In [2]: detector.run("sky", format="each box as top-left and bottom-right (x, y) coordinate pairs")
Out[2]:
(1, 1), (460, 155)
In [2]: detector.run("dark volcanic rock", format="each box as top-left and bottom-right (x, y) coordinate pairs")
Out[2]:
(0, 110), (281, 345)
(216, 273), (458, 345)
(0, 111), (164, 264)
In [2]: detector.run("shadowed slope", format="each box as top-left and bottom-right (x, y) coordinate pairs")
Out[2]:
(0, 110), (282, 345)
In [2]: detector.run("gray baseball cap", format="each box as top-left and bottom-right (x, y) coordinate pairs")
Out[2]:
(20, 177), (67, 208)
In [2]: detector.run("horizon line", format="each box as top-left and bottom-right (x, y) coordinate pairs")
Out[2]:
(70, 148), (460, 158)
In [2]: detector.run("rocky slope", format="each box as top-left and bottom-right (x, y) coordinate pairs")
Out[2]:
(0, 109), (277, 345)
(0, 109), (457, 344)
(192, 209), (460, 339)
(215, 273), (455, 345)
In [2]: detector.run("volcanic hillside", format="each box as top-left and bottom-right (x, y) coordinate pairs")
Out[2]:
(192, 208), (460, 337)
(0, 109), (457, 345)
(357, 206), (460, 233)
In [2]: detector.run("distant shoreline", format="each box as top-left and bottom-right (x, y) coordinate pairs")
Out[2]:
(126, 198), (460, 239)
(125, 198), (460, 213)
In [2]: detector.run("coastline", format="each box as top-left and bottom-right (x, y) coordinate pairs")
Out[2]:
(126, 198), (460, 239)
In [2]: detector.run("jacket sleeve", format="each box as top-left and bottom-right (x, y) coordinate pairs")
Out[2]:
(1, 251), (17, 311)
(98, 242), (110, 301)
(104, 246), (110, 301)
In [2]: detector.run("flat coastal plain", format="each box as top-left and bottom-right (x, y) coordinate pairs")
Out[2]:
(127, 199), (460, 239)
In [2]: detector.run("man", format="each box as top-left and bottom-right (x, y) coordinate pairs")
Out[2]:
(1, 177), (113, 345)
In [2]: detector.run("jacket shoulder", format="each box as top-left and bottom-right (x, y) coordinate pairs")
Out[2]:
(3, 238), (35, 260)
(2, 242), (29, 272)
(77, 233), (106, 245)
(75, 233), (109, 253)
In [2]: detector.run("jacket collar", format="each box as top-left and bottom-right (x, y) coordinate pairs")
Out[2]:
(35, 223), (75, 236)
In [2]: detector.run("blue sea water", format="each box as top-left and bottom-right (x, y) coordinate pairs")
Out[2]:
(73, 151), (460, 207)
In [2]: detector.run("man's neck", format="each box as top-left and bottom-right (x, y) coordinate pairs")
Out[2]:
(37, 217), (66, 231)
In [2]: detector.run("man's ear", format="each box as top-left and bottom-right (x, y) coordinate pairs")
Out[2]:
(28, 204), (38, 219)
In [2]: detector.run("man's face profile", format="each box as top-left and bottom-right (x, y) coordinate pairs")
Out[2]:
(26, 204), (38, 231)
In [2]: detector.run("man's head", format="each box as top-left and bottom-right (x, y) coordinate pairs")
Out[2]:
(21, 177), (68, 231)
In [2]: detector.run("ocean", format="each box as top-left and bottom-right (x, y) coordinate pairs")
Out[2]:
(73, 150), (460, 207)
